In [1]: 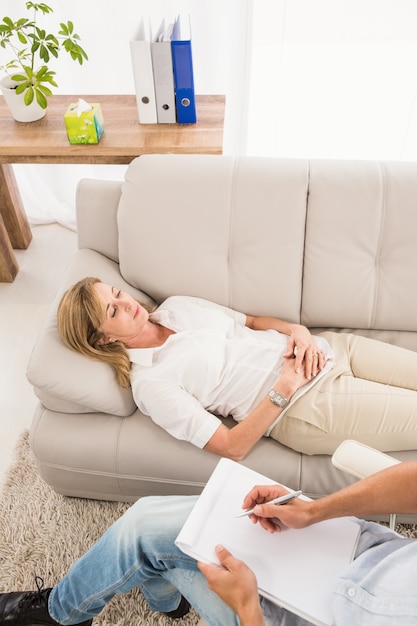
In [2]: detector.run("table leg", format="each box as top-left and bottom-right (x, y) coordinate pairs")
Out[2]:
(0, 213), (19, 282)
(0, 163), (32, 282)
(0, 164), (32, 249)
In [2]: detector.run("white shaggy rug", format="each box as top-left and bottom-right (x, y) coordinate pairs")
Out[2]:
(0, 431), (200, 626)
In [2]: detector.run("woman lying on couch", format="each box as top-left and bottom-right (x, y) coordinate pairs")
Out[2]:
(57, 277), (417, 459)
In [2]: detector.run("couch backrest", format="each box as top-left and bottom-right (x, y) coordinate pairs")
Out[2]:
(118, 155), (310, 321)
(302, 159), (417, 331)
(117, 155), (417, 333)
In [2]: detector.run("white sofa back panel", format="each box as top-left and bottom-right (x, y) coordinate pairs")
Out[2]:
(303, 160), (417, 331)
(118, 155), (310, 320)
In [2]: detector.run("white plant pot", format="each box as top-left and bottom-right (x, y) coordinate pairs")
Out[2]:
(0, 75), (47, 122)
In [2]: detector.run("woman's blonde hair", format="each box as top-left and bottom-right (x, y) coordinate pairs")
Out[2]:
(57, 277), (153, 389)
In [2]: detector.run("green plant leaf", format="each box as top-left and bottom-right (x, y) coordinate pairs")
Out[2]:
(39, 3), (53, 15)
(47, 45), (58, 59)
(22, 64), (34, 78)
(39, 44), (51, 63)
(35, 88), (47, 108)
(1, 17), (15, 29)
(15, 82), (29, 94)
(16, 18), (31, 28)
(45, 33), (59, 44)
(37, 84), (53, 97)
(11, 73), (28, 83)
(26, 2), (53, 15)
(35, 65), (48, 78)
(17, 31), (28, 45)
(42, 75), (58, 86)
(24, 86), (34, 105)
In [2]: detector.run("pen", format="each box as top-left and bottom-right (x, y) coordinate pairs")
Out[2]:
(235, 490), (303, 518)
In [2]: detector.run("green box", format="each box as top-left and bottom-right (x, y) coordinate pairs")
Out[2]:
(64, 102), (104, 144)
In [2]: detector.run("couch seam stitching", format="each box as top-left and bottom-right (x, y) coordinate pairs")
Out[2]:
(228, 157), (239, 309)
(372, 162), (386, 327)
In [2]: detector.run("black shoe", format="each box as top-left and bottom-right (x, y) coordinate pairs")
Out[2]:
(0, 577), (92, 625)
(162, 594), (191, 620)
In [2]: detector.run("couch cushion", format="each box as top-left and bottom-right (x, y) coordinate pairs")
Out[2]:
(27, 249), (155, 416)
(302, 160), (417, 331)
(117, 154), (310, 320)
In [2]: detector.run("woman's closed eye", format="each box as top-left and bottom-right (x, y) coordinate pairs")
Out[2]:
(111, 289), (121, 317)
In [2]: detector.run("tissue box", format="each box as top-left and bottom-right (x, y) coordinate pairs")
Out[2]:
(64, 102), (104, 144)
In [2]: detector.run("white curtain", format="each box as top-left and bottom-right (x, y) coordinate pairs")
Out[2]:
(3, 1), (417, 228)
(247, 0), (417, 160)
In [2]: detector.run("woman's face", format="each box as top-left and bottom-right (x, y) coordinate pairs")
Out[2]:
(94, 282), (149, 346)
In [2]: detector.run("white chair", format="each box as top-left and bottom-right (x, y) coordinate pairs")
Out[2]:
(331, 439), (401, 529)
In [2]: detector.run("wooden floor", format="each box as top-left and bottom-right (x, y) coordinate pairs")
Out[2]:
(0, 223), (77, 486)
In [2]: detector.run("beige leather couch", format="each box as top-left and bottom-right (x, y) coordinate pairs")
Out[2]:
(27, 155), (417, 511)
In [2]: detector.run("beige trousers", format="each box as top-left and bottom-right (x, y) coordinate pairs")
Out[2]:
(270, 332), (417, 455)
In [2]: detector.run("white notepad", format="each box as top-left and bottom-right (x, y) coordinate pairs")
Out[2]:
(175, 458), (360, 626)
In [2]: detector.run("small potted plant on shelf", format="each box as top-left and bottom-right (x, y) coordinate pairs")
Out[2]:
(0, 1), (88, 122)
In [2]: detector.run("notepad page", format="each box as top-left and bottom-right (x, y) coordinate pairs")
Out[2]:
(176, 458), (360, 626)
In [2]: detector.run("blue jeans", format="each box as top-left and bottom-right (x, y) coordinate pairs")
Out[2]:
(48, 496), (417, 626)
(48, 496), (238, 626)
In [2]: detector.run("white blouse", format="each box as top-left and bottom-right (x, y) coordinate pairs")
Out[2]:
(128, 296), (334, 448)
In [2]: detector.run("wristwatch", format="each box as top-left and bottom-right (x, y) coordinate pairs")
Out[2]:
(268, 389), (289, 409)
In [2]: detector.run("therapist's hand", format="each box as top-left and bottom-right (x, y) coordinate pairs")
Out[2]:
(240, 484), (315, 533)
(198, 545), (266, 626)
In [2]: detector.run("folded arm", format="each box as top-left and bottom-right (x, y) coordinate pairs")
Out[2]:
(205, 314), (326, 461)
(204, 355), (311, 461)
(245, 314), (326, 379)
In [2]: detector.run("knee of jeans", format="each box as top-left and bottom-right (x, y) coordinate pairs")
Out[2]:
(117, 495), (160, 529)
(113, 496), (192, 546)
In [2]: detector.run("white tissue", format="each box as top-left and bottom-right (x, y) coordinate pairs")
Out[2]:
(71, 98), (93, 116)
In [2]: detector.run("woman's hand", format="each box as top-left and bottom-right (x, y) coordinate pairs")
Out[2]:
(245, 315), (326, 380)
(284, 324), (325, 379)
(276, 355), (313, 398)
(198, 545), (266, 626)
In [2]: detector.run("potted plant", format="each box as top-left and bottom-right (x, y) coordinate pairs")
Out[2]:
(0, 1), (88, 122)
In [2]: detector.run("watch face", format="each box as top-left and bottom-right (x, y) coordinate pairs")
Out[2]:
(269, 390), (288, 408)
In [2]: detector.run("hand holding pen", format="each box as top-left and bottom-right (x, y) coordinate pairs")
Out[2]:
(237, 485), (309, 533)
(236, 490), (303, 518)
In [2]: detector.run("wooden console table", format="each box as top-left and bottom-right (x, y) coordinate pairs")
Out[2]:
(0, 94), (225, 282)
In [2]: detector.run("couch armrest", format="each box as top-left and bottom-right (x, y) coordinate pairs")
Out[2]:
(331, 440), (401, 480)
(76, 178), (122, 263)
(332, 440), (402, 529)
